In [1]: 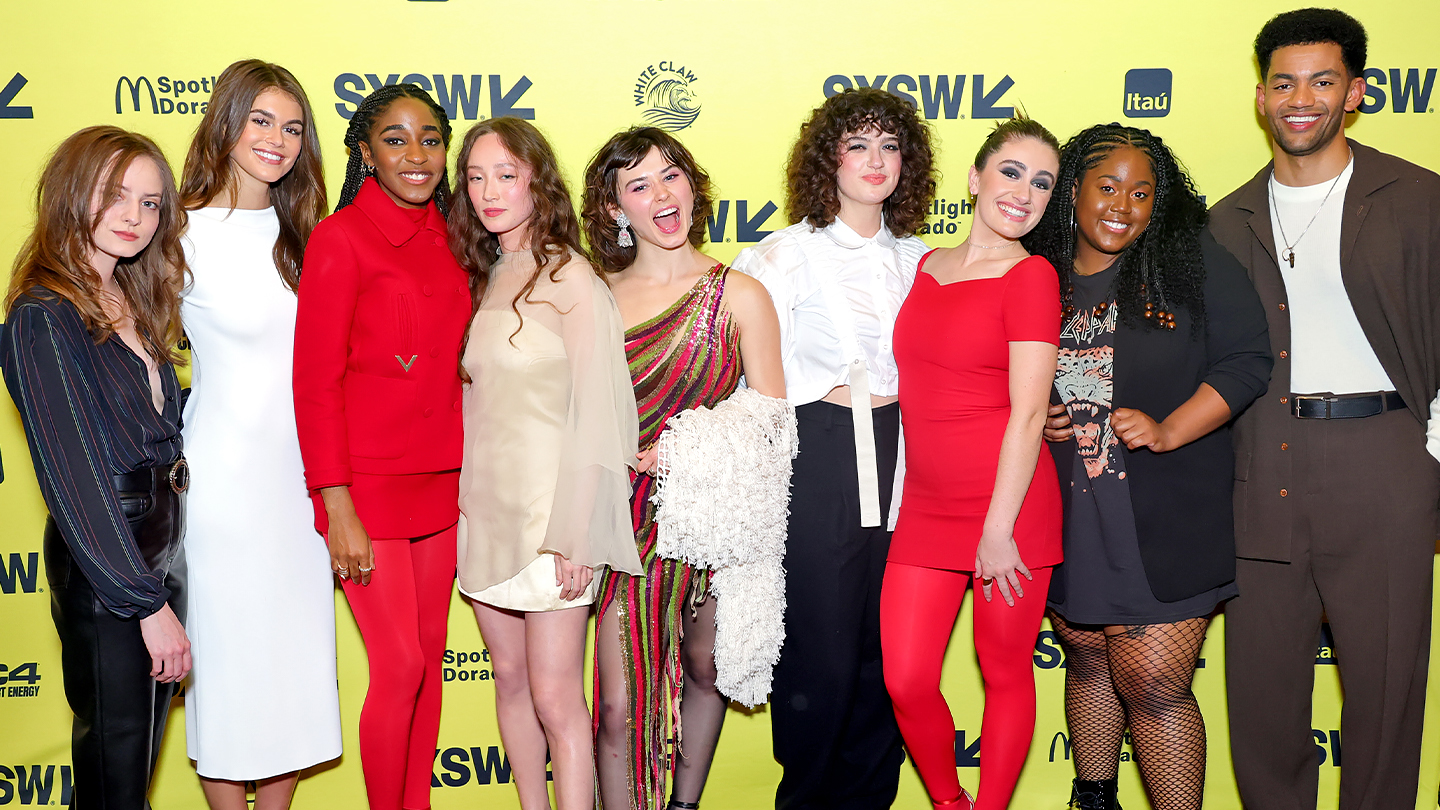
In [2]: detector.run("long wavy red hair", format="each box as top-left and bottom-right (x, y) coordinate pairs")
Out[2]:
(6, 126), (187, 364)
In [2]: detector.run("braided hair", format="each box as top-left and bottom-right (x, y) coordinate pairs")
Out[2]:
(335, 83), (452, 215)
(1022, 124), (1207, 332)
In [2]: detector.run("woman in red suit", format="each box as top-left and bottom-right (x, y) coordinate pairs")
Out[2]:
(292, 83), (469, 810)
(883, 117), (1062, 810)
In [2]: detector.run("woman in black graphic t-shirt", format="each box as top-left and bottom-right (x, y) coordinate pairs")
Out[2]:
(1023, 123), (1272, 810)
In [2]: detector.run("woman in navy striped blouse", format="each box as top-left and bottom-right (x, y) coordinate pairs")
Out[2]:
(1, 126), (191, 808)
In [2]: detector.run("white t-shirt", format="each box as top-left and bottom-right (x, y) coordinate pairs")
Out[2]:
(1270, 158), (1395, 395)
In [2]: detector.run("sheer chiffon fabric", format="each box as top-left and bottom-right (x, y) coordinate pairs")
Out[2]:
(457, 249), (642, 609)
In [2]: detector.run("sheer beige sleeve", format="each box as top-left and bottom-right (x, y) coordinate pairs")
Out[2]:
(533, 256), (643, 575)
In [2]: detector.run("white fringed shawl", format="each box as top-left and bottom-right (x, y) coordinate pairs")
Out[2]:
(651, 387), (798, 707)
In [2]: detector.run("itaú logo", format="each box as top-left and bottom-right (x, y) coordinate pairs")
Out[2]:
(115, 75), (216, 115)
(1123, 68), (1172, 118)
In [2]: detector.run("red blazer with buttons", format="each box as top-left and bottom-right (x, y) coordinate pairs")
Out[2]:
(293, 178), (470, 499)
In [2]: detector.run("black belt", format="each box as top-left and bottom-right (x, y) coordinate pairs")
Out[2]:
(1291, 391), (1406, 419)
(112, 458), (189, 495)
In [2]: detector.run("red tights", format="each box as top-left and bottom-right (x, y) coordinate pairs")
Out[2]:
(881, 561), (1053, 809)
(338, 525), (457, 810)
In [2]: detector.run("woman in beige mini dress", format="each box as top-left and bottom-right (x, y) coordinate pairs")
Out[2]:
(450, 117), (642, 810)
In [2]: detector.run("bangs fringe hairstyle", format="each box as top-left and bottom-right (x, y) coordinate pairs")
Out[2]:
(180, 59), (326, 292)
(1022, 123), (1208, 333)
(6, 126), (188, 364)
(448, 117), (585, 377)
(335, 83), (452, 215)
(580, 126), (714, 274)
(785, 87), (936, 236)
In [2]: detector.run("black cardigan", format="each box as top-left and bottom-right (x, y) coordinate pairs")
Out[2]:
(1048, 230), (1273, 603)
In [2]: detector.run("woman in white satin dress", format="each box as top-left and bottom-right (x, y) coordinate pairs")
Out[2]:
(178, 60), (340, 810)
(450, 118), (641, 810)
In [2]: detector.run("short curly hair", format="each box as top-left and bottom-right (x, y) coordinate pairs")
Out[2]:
(580, 127), (714, 274)
(785, 87), (936, 237)
(1255, 7), (1367, 80)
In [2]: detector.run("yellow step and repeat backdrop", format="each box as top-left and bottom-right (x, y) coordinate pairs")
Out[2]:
(2, 0), (1439, 807)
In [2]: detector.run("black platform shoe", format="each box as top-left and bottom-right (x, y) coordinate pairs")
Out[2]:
(1069, 777), (1121, 809)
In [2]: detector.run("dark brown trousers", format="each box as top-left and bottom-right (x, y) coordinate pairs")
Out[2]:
(1226, 408), (1438, 809)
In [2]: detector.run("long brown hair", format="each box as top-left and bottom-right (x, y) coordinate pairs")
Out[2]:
(6, 126), (187, 364)
(580, 127), (714, 274)
(448, 118), (584, 377)
(179, 59), (325, 292)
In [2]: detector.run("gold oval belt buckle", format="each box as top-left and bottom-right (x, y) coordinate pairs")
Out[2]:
(168, 458), (190, 494)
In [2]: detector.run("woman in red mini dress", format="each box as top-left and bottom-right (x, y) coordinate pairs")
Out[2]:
(883, 117), (1062, 810)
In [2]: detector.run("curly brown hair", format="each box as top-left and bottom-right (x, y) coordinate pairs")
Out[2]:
(447, 117), (584, 376)
(7, 126), (188, 365)
(580, 127), (714, 274)
(785, 87), (936, 236)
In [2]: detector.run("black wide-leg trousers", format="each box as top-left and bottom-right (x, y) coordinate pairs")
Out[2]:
(771, 401), (903, 810)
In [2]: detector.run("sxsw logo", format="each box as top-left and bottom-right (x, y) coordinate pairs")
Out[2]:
(1, 73), (33, 119)
(0, 552), (39, 595)
(333, 74), (533, 121)
(0, 765), (71, 806)
(433, 744), (541, 787)
(1359, 68), (1435, 113)
(1124, 68), (1171, 118)
(822, 74), (1016, 120)
(706, 200), (779, 244)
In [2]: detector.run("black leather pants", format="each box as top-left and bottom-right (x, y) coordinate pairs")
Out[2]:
(44, 466), (186, 810)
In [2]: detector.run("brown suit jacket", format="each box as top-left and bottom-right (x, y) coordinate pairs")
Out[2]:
(1209, 139), (1440, 562)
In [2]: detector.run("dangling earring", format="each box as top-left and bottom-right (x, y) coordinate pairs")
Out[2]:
(363, 163), (375, 177)
(616, 211), (633, 248)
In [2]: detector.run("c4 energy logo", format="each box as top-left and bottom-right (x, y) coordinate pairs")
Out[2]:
(333, 74), (534, 121)
(0, 552), (39, 595)
(1359, 68), (1436, 113)
(0, 662), (41, 698)
(115, 75), (216, 115)
(634, 62), (700, 131)
(0, 765), (71, 806)
(0, 73), (34, 119)
(1123, 68), (1172, 118)
(822, 74), (1015, 120)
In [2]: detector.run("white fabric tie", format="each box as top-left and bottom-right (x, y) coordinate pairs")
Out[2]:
(818, 274), (883, 527)
(846, 358), (882, 526)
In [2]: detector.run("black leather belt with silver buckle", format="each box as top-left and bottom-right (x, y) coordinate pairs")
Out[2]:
(1291, 391), (1406, 419)
(112, 458), (189, 495)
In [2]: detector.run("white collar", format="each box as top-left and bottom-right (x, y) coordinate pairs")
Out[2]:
(818, 215), (898, 250)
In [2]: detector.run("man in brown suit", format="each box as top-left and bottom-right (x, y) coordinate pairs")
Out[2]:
(1208, 8), (1440, 809)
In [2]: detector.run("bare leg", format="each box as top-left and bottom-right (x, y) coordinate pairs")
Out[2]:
(199, 777), (247, 810)
(1050, 612), (1125, 780)
(595, 606), (631, 810)
(1107, 618), (1209, 810)
(199, 773), (298, 810)
(475, 602), (553, 810)
(670, 594), (725, 806)
(525, 606), (595, 810)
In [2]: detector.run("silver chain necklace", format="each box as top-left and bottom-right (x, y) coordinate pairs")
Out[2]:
(1268, 164), (1347, 269)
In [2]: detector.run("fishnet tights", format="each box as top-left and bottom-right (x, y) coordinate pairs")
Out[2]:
(1051, 613), (1209, 810)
